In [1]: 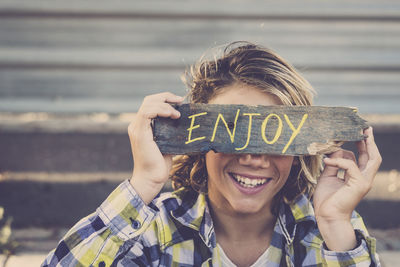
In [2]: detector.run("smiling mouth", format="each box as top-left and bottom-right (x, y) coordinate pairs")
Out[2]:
(230, 173), (272, 188)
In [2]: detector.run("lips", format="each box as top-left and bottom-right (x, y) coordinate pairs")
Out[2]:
(229, 173), (272, 188)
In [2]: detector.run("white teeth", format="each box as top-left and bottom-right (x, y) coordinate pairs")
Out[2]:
(231, 174), (269, 188)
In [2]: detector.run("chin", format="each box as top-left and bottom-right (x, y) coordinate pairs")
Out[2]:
(230, 200), (268, 215)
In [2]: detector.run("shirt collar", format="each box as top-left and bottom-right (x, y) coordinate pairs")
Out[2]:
(278, 194), (317, 245)
(288, 194), (316, 224)
(160, 188), (215, 250)
(162, 189), (316, 249)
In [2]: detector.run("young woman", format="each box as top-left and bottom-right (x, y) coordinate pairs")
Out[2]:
(42, 42), (382, 266)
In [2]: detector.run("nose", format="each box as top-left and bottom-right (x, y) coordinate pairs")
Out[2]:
(238, 154), (271, 168)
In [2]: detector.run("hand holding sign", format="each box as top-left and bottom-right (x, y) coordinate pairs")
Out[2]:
(128, 92), (184, 204)
(314, 127), (382, 251)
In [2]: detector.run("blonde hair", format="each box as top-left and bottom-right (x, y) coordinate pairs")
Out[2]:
(171, 41), (323, 205)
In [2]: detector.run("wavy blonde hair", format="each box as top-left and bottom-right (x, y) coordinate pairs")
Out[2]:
(171, 41), (323, 205)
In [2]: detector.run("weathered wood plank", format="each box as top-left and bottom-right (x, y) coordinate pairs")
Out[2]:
(153, 104), (368, 155)
(1, 95), (399, 114)
(2, 96), (399, 114)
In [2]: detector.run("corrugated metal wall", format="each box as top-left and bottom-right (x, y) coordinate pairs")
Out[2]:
(0, 0), (399, 230)
(0, 0), (399, 114)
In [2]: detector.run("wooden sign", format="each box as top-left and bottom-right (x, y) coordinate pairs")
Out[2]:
(152, 104), (368, 155)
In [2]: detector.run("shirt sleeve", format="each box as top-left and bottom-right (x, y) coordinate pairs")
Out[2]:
(320, 211), (381, 267)
(41, 179), (158, 267)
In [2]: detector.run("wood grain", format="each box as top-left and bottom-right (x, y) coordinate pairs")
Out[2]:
(153, 104), (368, 155)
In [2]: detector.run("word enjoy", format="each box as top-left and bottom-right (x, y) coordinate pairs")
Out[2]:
(184, 109), (308, 153)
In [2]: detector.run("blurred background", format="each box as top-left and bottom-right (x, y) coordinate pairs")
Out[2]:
(0, 0), (399, 266)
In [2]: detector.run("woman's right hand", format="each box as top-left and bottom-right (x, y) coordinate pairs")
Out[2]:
(128, 92), (184, 204)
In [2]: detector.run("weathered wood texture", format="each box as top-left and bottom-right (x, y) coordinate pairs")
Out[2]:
(0, 0), (399, 114)
(153, 104), (368, 155)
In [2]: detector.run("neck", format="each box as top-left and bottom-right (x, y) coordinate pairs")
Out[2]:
(209, 199), (277, 242)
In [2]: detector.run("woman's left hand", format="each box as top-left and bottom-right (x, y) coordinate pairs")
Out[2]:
(313, 127), (382, 251)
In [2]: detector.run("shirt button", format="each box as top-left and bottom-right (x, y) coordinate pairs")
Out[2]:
(130, 218), (141, 229)
(98, 261), (105, 267)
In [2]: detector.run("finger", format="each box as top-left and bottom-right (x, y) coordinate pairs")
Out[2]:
(323, 157), (362, 181)
(364, 127), (382, 164)
(139, 103), (181, 120)
(150, 103), (181, 119)
(322, 150), (356, 177)
(341, 149), (356, 162)
(129, 103), (181, 142)
(324, 157), (374, 196)
(356, 137), (368, 170)
(144, 92), (184, 104)
(362, 127), (382, 181)
(322, 150), (343, 176)
(327, 149), (356, 161)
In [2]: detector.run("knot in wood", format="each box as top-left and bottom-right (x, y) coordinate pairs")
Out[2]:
(227, 121), (235, 130)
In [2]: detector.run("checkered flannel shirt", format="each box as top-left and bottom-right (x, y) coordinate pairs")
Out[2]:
(42, 180), (380, 266)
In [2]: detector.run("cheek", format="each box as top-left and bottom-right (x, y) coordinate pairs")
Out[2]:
(277, 157), (295, 180)
(205, 152), (231, 178)
(205, 152), (215, 170)
(205, 151), (220, 178)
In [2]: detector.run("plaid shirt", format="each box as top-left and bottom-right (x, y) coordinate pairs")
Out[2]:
(42, 180), (380, 266)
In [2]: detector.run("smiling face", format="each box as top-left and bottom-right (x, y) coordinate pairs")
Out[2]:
(205, 84), (294, 215)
